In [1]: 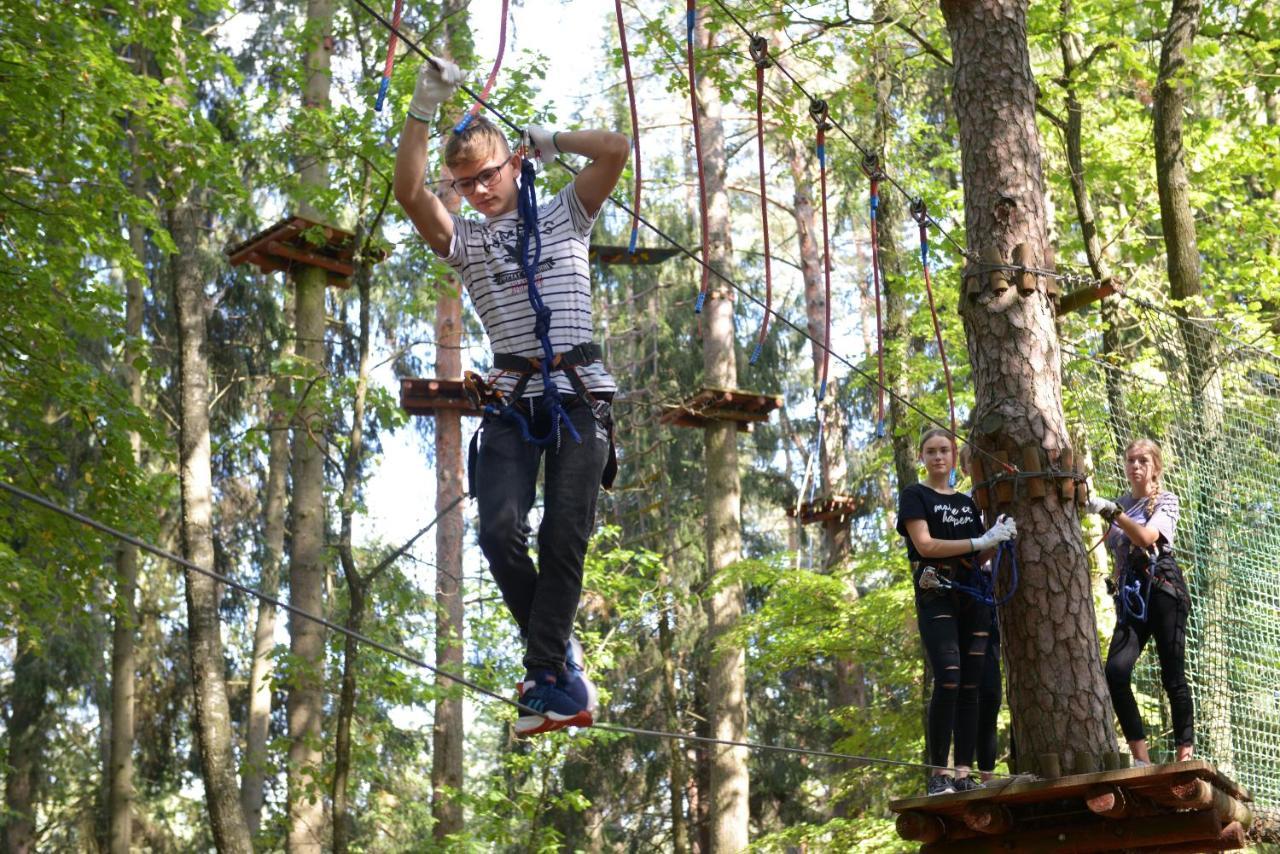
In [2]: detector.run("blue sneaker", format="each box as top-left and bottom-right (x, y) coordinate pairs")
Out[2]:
(515, 669), (591, 737)
(561, 636), (598, 714)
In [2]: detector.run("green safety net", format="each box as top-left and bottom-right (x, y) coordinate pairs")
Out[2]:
(1063, 295), (1280, 810)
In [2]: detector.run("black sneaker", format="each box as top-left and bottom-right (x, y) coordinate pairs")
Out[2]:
(953, 775), (984, 792)
(927, 774), (957, 796)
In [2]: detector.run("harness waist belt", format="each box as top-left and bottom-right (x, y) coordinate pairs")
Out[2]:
(493, 342), (602, 374)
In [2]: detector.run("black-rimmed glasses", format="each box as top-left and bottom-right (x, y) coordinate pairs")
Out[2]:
(449, 162), (509, 196)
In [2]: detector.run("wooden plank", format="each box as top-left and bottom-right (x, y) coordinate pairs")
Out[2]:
(890, 760), (1249, 817)
(266, 241), (354, 277)
(922, 809), (1223, 853)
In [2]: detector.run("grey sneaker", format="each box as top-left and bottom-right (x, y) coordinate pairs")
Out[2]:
(953, 775), (984, 792)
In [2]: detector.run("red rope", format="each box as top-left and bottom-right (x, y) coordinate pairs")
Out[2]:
(373, 0), (404, 110)
(750, 36), (772, 364)
(615, 0), (642, 254)
(455, 0), (510, 132)
(912, 199), (957, 447)
(812, 99), (831, 398)
(862, 156), (885, 436)
(687, 0), (711, 313)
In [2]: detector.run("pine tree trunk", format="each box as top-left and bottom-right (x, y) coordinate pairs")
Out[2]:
(696, 18), (749, 852)
(288, 0), (334, 848)
(241, 288), (293, 834)
(940, 0), (1113, 770)
(109, 131), (147, 853)
(171, 196), (254, 852)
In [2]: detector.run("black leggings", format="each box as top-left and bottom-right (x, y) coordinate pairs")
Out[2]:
(1104, 587), (1193, 748)
(917, 582), (993, 770)
(976, 628), (1001, 772)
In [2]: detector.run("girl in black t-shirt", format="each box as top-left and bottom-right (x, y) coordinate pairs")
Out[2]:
(897, 429), (1016, 796)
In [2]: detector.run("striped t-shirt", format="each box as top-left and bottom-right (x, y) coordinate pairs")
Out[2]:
(1107, 490), (1180, 564)
(442, 183), (615, 399)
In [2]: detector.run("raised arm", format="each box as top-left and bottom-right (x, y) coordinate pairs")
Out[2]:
(527, 127), (630, 218)
(393, 60), (464, 256)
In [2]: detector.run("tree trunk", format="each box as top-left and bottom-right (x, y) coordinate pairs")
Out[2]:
(1153, 0), (1233, 772)
(431, 274), (466, 842)
(241, 288), (293, 835)
(288, 0), (334, 848)
(109, 124), (147, 853)
(432, 9), (468, 827)
(4, 628), (48, 854)
(171, 195), (254, 852)
(940, 0), (1112, 770)
(696, 17), (749, 852)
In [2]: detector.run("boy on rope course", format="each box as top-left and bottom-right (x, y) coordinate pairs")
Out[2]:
(393, 58), (629, 736)
(897, 429), (1017, 795)
(1085, 438), (1194, 765)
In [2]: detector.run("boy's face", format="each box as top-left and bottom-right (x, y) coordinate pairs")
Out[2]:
(449, 143), (519, 217)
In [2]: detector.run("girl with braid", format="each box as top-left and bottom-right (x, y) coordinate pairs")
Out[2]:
(1086, 438), (1194, 764)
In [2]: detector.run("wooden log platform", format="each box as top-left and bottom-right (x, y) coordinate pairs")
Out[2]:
(786, 493), (863, 524)
(400, 378), (483, 417)
(890, 760), (1253, 852)
(658, 387), (781, 432)
(588, 244), (682, 266)
(226, 215), (384, 287)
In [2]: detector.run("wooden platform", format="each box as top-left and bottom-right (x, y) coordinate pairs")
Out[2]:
(658, 388), (782, 432)
(588, 244), (682, 266)
(891, 760), (1253, 852)
(400, 378), (483, 417)
(786, 493), (863, 524)
(226, 215), (383, 287)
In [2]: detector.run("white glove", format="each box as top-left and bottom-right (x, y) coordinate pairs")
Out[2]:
(1085, 496), (1120, 520)
(409, 58), (464, 121)
(525, 126), (560, 167)
(971, 514), (1017, 551)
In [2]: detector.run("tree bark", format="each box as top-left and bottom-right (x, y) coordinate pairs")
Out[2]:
(171, 194), (254, 852)
(241, 288), (293, 835)
(940, 0), (1113, 771)
(287, 0), (334, 848)
(696, 17), (749, 852)
(109, 113), (147, 853)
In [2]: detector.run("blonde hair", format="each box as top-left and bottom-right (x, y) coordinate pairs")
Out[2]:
(443, 115), (511, 168)
(1124, 437), (1164, 508)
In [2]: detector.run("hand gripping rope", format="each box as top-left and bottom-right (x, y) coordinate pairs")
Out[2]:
(911, 198), (958, 484)
(862, 154), (886, 439)
(917, 540), (1020, 608)
(810, 98), (832, 402)
(487, 156), (582, 449)
(749, 35), (773, 366)
(686, 0), (712, 314)
(373, 0), (405, 111)
(614, 0), (642, 255)
(454, 0), (510, 133)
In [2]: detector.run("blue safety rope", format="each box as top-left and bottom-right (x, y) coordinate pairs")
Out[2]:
(1118, 551), (1156, 625)
(942, 540), (1019, 608)
(485, 158), (582, 448)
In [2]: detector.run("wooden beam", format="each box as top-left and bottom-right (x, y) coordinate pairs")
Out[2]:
(961, 802), (1012, 835)
(266, 241), (354, 277)
(921, 809), (1223, 853)
(896, 810), (946, 843)
(1056, 279), (1116, 316)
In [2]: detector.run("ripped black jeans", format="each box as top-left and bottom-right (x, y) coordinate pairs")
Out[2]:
(916, 574), (994, 771)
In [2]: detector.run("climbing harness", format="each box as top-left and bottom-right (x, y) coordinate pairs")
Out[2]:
(917, 540), (1019, 608)
(749, 34), (773, 366)
(373, 0), (405, 111)
(810, 97), (832, 402)
(614, 0), (642, 255)
(862, 154), (886, 439)
(1115, 550), (1159, 625)
(454, 0), (510, 132)
(686, 0), (712, 314)
(911, 198), (958, 484)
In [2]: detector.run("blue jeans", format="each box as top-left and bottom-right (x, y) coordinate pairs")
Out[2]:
(474, 398), (611, 671)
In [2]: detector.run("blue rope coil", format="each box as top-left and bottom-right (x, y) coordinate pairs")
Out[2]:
(375, 76), (391, 111)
